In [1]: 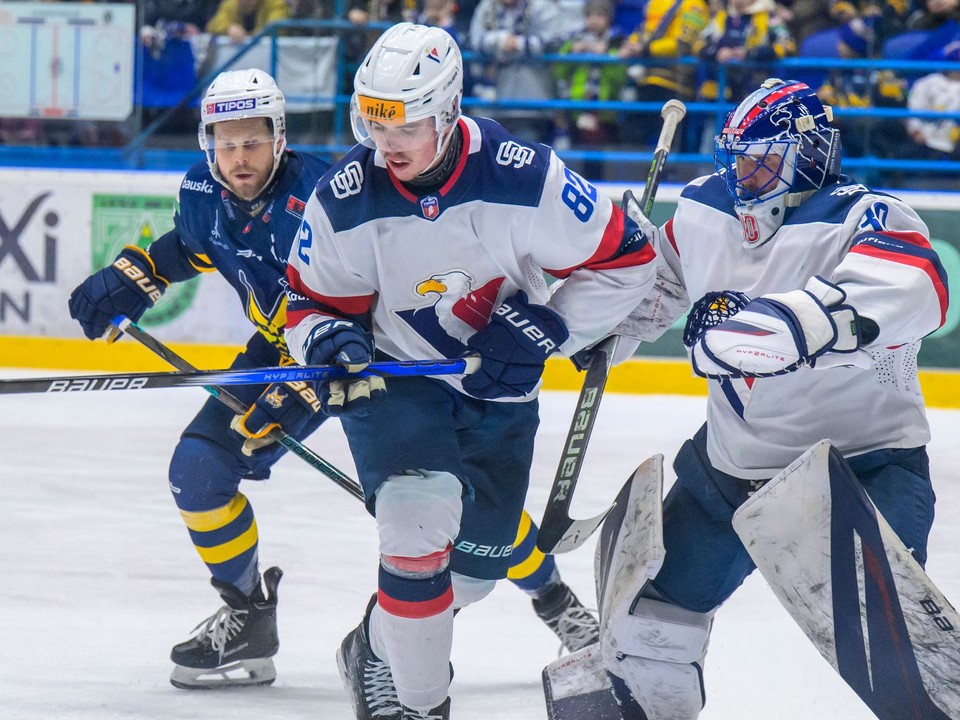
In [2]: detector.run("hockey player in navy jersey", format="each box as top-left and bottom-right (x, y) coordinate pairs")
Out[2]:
(284, 22), (660, 720)
(68, 68), (332, 689)
(68, 68), (600, 693)
(546, 78), (953, 720)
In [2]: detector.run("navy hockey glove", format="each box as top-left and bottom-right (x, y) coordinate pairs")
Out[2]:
(304, 319), (385, 417)
(461, 291), (569, 399)
(687, 277), (861, 379)
(68, 246), (168, 340)
(230, 380), (323, 456)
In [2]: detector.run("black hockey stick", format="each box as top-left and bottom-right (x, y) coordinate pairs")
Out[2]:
(116, 318), (365, 502)
(537, 99), (687, 555)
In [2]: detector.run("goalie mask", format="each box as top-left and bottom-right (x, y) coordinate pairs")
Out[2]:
(351, 23), (463, 162)
(714, 78), (841, 248)
(198, 69), (287, 193)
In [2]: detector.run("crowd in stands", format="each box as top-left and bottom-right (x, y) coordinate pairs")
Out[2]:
(2, 0), (958, 184)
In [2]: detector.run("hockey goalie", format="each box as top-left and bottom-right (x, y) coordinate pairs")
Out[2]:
(543, 77), (957, 720)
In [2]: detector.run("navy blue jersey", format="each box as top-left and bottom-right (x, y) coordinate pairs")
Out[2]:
(149, 150), (330, 356)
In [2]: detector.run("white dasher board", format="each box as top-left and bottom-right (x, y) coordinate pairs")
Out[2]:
(0, 2), (135, 120)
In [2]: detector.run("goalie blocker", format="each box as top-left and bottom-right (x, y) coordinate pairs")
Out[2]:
(544, 443), (960, 720)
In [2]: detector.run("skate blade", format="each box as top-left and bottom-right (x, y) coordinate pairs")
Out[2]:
(170, 657), (277, 690)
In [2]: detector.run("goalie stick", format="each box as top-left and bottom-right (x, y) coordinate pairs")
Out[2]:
(116, 318), (365, 502)
(0, 354), (480, 396)
(537, 98), (686, 555)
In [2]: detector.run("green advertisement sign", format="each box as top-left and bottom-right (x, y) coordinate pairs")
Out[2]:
(633, 202), (960, 369)
(90, 194), (199, 327)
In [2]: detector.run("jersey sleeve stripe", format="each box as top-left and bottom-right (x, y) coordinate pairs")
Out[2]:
(850, 239), (949, 326)
(286, 265), (374, 316)
(664, 218), (679, 256)
(545, 204), (654, 278)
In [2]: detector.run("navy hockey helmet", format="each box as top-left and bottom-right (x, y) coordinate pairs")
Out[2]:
(714, 78), (841, 207)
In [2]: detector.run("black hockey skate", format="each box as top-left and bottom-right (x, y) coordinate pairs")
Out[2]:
(532, 581), (600, 654)
(169, 566), (282, 689)
(337, 594), (403, 719)
(401, 697), (451, 719)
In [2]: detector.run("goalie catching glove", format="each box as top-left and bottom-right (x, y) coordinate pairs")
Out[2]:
(68, 246), (169, 340)
(230, 380), (322, 456)
(302, 319), (385, 417)
(462, 291), (569, 399)
(685, 276), (862, 379)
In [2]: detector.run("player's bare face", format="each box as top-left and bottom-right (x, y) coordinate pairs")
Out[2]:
(367, 117), (441, 181)
(736, 153), (784, 198)
(212, 118), (278, 201)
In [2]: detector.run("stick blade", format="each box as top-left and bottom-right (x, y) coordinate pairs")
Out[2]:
(538, 503), (616, 555)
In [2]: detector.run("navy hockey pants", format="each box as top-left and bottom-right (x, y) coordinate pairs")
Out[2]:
(168, 332), (328, 589)
(649, 423), (936, 614)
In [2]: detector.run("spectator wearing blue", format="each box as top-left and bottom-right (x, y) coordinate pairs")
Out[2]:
(829, 0), (910, 52)
(817, 17), (909, 163)
(468, 0), (564, 144)
(698, 0), (796, 101)
(552, 0), (627, 177)
(617, 0), (709, 149)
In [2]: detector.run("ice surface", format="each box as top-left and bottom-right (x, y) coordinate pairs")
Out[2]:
(2, 377), (957, 719)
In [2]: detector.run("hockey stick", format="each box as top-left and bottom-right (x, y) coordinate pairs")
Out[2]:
(0, 353), (480, 396)
(537, 99), (686, 555)
(116, 318), (365, 502)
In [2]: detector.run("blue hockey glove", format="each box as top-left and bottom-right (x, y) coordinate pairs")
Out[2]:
(461, 291), (569, 399)
(230, 381), (323, 456)
(688, 277), (861, 379)
(304, 319), (385, 417)
(68, 246), (168, 340)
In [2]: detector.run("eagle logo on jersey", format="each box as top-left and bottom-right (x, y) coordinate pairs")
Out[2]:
(395, 271), (506, 356)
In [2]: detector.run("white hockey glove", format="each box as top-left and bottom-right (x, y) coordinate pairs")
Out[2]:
(686, 277), (862, 379)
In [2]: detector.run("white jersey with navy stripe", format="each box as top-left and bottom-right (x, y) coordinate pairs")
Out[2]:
(655, 174), (948, 479)
(285, 115), (657, 398)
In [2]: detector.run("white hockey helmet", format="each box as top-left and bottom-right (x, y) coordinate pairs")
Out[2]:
(350, 22), (463, 153)
(198, 68), (287, 191)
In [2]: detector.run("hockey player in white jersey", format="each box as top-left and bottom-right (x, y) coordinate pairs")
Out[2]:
(561, 78), (952, 720)
(284, 22), (659, 719)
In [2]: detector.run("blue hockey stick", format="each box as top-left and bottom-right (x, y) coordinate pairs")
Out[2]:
(0, 334), (479, 396)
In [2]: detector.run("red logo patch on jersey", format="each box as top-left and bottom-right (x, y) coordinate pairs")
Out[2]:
(420, 196), (440, 220)
(286, 195), (306, 218)
(740, 214), (760, 245)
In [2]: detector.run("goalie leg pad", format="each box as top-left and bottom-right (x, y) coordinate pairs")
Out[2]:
(732, 441), (960, 720)
(542, 644), (625, 720)
(604, 597), (711, 720)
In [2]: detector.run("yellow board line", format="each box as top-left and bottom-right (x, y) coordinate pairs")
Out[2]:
(2, 335), (958, 408)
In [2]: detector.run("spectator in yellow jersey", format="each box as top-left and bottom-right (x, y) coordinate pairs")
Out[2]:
(206, 0), (288, 43)
(618, 0), (709, 148)
(698, 0), (796, 102)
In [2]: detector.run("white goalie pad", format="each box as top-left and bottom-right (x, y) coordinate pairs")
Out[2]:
(595, 455), (666, 642)
(543, 456), (667, 720)
(542, 644), (624, 720)
(732, 440), (960, 720)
